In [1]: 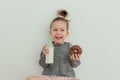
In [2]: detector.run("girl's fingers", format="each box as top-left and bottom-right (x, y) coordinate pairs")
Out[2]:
(43, 47), (49, 55)
(70, 54), (76, 60)
(75, 54), (81, 59)
(70, 54), (80, 60)
(77, 54), (81, 58)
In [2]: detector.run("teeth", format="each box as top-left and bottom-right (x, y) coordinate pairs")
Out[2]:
(55, 35), (62, 39)
(56, 36), (61, 39)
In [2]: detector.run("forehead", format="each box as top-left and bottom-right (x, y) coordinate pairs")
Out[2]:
(52, 21), (67, 29)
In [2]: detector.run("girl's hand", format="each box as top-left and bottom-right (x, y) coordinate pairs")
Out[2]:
(42, 45), (49, 55)
(70, 54), (80, 60)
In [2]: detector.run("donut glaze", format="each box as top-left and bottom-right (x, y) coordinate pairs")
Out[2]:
(70, 45), (82, 56)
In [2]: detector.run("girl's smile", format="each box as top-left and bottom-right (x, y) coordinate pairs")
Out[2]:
(50, 21), (69, 44)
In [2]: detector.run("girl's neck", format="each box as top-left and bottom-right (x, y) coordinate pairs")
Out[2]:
(53, 41), (64, 44)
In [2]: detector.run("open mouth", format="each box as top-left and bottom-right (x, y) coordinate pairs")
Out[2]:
(55, 35), (63, 39)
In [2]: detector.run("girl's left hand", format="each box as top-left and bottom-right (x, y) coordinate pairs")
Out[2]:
(70, 54), (80, 60)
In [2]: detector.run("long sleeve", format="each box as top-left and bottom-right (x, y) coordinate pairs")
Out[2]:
(68, 42), (81, 68)
(40, 42), (80, 77)
(70, 59), (81, 68)
(39, 52), (48, 68)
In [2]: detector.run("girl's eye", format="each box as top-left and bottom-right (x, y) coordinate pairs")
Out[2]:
(53, 29), (57, 31)
(61, 30), (64, 31)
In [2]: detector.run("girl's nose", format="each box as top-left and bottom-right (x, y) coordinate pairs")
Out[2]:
(57, 30), (61, 34)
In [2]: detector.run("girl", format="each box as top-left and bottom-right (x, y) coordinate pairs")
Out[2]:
(27, 9), (81, 80)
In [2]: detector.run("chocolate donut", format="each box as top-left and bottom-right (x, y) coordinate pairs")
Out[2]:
(70, 45), (82, 57)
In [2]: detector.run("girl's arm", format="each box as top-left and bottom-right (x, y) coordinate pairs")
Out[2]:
(39, 45), (49, 67)
(68, 42), (81, 68)
(70, 59), (81, 68)
(39, 52), (48, 68)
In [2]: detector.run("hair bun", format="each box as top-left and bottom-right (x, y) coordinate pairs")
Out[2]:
(57, 9), (68, 18)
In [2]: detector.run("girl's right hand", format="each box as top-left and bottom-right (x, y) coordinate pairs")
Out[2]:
(42, 45), (49, 55)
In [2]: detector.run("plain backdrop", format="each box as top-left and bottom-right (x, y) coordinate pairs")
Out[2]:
(0, 0), (120, 80)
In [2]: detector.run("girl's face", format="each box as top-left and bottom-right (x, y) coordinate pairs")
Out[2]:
(50, 21), (69, 44)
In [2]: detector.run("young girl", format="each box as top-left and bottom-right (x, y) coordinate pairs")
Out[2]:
(27, 9), (81, 80)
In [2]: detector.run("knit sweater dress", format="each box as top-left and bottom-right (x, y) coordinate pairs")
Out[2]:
(39, 42), (81, 78)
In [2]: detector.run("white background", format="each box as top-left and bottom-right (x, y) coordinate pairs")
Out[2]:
(0, 0), (120, 80)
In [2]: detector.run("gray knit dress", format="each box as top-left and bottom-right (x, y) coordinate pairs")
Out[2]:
(39, 42), (81, 78)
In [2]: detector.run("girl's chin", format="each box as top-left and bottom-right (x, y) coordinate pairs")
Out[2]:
(53, 38), (64, 44)
(54, 41), (64, 44)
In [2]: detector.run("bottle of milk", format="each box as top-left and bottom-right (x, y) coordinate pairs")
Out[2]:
(45, 36), (54, 64)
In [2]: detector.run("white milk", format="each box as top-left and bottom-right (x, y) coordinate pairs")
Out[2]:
(45, 47), (54, 64)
